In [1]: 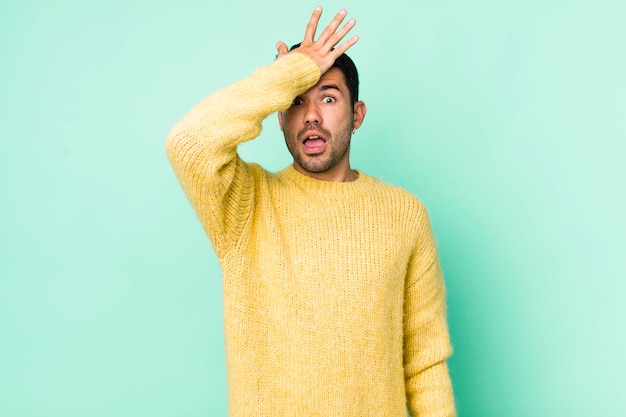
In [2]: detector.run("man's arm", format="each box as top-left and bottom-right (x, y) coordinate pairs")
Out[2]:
(166, 53), (320, 256)
(165, 7), (358, 257)
(404, 203), (456, 416)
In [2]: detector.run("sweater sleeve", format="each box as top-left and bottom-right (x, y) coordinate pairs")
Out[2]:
(404, 203), (456, 417)
(165, 53), (320, 256)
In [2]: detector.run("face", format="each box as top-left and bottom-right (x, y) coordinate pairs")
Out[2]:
(279, 68), (366, 181)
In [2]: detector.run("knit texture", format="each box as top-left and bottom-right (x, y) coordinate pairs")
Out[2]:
(166, 52), (456, 417)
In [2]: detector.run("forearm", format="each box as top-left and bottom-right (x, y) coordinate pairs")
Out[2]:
(166, 52), (320, 187)
(404, 262), (455, 416)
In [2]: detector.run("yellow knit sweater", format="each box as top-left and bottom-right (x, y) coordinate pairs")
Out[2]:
(166, 52), (455, 416)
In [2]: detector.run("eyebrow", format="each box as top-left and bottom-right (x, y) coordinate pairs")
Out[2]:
(319, 84), (343, 94)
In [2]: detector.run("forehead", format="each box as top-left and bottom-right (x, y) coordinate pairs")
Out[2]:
(308, 68), (348, 93)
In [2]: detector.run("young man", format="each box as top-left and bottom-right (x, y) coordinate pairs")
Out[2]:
(166, 7), (455, 416)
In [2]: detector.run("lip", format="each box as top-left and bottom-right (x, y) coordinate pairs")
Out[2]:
(301, 130), (327, 155)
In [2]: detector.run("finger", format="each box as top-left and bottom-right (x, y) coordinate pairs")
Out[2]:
(303, 6), (323, 44)
(317, 9), (347, 44)
(330, 35), (359, 58)
(326, 18), (356, 48)
(276, 41), (288, 59)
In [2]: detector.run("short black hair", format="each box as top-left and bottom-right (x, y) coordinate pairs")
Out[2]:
(289, 43), (359, 107)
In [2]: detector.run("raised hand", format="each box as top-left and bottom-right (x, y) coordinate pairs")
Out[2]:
(276, 6), (358, 74)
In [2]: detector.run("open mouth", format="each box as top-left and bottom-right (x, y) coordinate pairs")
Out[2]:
(299, 127), (330, 155)
(303, 135), (327, 149)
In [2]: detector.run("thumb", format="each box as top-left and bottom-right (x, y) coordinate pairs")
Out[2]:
(275, 41), (288, 59)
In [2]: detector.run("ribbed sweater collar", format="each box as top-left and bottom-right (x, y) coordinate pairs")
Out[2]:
(278, 165), (378, 199)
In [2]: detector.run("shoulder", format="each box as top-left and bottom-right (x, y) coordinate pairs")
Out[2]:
(363, 172), (429, 219)
(364, 175), (438, 256)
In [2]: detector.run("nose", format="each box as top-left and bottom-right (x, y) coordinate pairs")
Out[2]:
(304, 101), (321, 125)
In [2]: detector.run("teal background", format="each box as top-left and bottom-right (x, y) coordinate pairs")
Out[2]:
(1, 0), (625, 416)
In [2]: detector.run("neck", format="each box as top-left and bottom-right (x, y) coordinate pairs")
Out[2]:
(292, 162), (359, 183)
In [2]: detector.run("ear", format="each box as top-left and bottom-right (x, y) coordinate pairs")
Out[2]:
(277, 112), (284, 131)
(352, 101), (366, 130)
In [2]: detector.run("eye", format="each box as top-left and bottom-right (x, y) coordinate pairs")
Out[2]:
(292, 97), (304, 105)
(322, 96), (336, 104)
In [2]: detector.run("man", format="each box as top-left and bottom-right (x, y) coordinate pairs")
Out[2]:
(167, 6), (455, 416)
